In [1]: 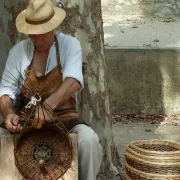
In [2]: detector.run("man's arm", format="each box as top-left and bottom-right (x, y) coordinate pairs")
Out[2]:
(45, 77), (81, 109)
(0, 47), (22, 132)
(0, 95), (14, 118)
(32, 77), (81, 129)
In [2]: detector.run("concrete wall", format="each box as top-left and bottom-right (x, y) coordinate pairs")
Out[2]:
(106, 49), (180, 116)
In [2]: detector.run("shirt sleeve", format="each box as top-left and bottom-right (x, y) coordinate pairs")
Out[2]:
(0, 50), (21, 103)
(62, 38), (84, 90)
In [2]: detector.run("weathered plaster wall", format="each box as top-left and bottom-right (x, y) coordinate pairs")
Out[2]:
(106, 49), (180, 116)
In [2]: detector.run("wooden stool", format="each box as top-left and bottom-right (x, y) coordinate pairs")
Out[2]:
(0, 133), (78, 180)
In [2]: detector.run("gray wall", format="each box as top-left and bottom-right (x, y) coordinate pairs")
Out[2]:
(106, 49), (180, 115)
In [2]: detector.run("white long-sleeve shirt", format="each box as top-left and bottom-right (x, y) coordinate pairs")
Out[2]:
(0, 33), (84, 107)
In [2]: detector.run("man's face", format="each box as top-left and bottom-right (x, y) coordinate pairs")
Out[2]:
(28, 31), (54, 52)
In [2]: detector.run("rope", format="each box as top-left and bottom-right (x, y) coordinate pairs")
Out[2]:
(25, 95), (41, 109)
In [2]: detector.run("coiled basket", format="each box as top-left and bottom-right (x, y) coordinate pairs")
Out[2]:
(14, 125), (73, 180)
(124, 139), (180, 180)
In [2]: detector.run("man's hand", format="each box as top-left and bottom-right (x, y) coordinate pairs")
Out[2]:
(5, 113), (22, 133)
(32, 104), (53, 129)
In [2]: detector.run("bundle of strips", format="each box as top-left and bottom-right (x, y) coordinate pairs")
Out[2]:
(1, 65), (73, 179)
(124, 140), (180, 180)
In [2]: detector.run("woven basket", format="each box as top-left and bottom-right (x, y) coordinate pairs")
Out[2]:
(125, 162), (180, 180)
(14, 125), (73, 180)
(128, 140), (180, 157)
(126, 146), (180, 163)
(124, 139), (180, 179)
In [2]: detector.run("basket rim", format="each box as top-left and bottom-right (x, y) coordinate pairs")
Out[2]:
(126, 146), (180, 161)
(125, 162), (180, 178)
(128, 139), (180, 155)
(125, 151), (180, 166)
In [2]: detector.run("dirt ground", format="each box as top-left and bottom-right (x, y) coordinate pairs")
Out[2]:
(112, 115), (180, 172)
(102, 1), (180, 179)
(103, 9), (180, 49)
(97, 115), (180, 179)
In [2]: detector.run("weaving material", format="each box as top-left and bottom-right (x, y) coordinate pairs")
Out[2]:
(124, 139), (180, 180)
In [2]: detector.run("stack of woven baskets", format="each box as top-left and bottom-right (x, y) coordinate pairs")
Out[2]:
(124, 139), (180, 180)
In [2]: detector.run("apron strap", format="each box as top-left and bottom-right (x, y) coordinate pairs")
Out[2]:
(54, 35), (61, 67)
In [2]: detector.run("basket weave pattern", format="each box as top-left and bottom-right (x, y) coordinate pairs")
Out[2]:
(124, 140), (180, 180)
(14, 125), (73, 180)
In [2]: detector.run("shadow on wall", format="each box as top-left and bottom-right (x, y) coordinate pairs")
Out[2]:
(105, 49), (180, 116)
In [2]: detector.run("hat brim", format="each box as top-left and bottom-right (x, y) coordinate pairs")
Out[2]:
(16, 7), (66, 34)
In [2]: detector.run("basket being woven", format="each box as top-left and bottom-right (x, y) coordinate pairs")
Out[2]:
(14, 125), (73, 180)
(124, 139), (180, 179)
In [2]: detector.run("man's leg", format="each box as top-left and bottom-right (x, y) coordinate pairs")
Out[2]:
(70, 124), (103, 180)
(0, 127), (10, 135)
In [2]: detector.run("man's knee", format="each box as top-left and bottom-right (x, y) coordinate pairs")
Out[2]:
(71, 124), (102, 154)
(78, 132), (102, 158)
(0, 127), (10, 135)
(77, 125), (99, 144)
(79, 132), (99, 146)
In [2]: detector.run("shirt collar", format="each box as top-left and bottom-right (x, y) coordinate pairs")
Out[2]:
(28, 38), (56, 60)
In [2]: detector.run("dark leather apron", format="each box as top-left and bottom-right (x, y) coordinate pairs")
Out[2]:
(17, 36), (85, 131)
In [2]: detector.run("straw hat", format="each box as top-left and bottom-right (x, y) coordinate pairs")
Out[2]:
(16, 0), (66, 34)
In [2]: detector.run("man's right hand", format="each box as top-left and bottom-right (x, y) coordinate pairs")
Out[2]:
(5, 113), (22, 133)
